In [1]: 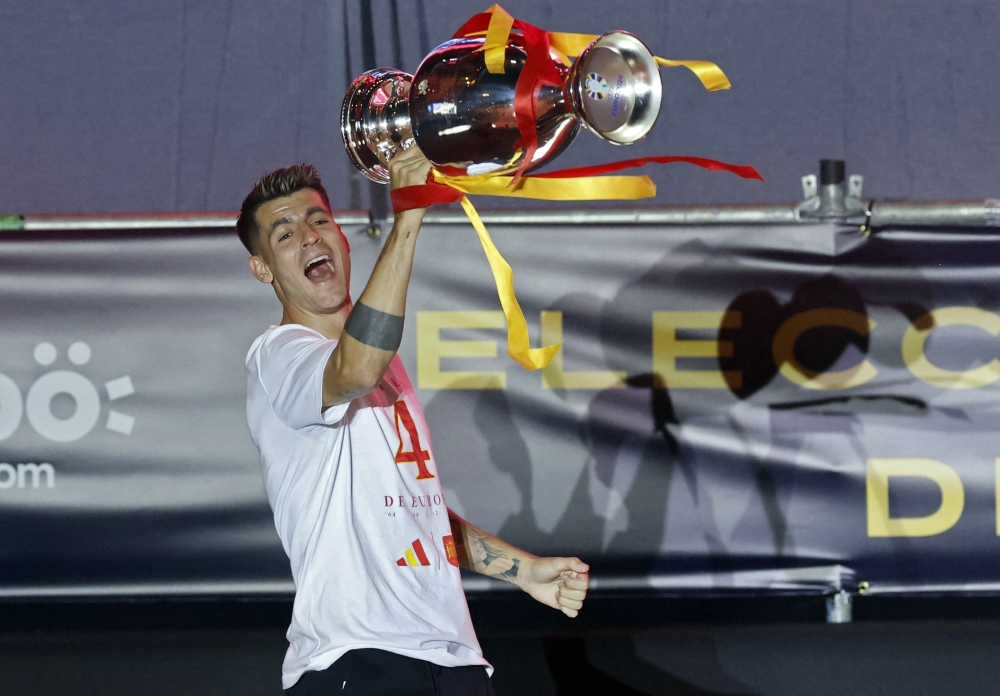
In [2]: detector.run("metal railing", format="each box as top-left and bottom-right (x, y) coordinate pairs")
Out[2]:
(1, 200), (998, 232)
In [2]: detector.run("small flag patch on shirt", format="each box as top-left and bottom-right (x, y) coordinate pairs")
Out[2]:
(443, 535), (459, 567)
(396, 539), (431, 567)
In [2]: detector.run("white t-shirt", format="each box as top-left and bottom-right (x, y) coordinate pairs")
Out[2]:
(246, 324), (489, 689)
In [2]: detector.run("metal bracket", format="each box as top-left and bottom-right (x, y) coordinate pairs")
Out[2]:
(826, 589), (853, 623)
(797, 162), (867, 222)
(848, 174), (864, 199)
(801, 174), (818, 200)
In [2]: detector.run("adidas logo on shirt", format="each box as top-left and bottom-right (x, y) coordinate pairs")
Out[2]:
(396, 539), (431, 567)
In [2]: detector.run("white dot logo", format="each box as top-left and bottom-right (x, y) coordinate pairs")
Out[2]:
(27, 370), (101, 443)
(68, 341), (92, 366)
(0, 342), (136, 443)
(34, 342), (57, 366)
(0, 374), (23, 441)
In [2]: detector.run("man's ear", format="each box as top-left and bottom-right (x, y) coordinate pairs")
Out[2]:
(249, 255), (273, 284)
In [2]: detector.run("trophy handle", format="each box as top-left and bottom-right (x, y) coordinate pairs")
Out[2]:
(342, 69), (415, 184)
(566, 32), (662, 145)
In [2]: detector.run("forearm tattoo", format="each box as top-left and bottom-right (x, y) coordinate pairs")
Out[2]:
(455, 524), (521, 584)
(343, 302), (404, 352)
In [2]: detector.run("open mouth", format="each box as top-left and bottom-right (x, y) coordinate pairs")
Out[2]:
(304, 254), (335, 282)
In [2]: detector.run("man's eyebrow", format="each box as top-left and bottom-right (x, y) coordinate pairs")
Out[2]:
(305, 206), (330, 219)
(268, 216), (291, 236)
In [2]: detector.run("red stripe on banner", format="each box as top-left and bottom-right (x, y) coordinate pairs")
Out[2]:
(412, 539), (431, 566)
(532, 155), (766, 182)
(396, 557), (407, 567)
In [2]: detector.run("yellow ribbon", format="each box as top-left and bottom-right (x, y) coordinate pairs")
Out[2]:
(546, 31), (597, 57)
(653, 57), (731, 91)
(432, 170), (655, 200)
(454, 5), (730, 370)
(548, 31), (731, 91)
(483, 5), (515, 73)
(476, 18), (732, 91)
(435, 171), (655, 370)
(458, 195), (562, 370)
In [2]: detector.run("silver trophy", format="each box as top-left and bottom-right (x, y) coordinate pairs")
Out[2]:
(342, 31), (662, 183)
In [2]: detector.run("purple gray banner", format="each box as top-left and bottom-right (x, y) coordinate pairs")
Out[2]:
(2, 218), (999, 597)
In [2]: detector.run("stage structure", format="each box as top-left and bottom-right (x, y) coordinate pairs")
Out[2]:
(1, 162), (999, 624)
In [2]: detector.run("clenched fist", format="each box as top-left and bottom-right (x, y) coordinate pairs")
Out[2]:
(388, 145), (432, 190)
(519, 556), (590, 618)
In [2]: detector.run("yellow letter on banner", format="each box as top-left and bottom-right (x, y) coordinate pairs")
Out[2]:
(772, 309), (879, 390)
(540, 311), (625, 390)
(902, 307), (1000, 389)
(417, 311), (506, 390)
(867, 459), (965, 537)
(652, 311), (741, 389)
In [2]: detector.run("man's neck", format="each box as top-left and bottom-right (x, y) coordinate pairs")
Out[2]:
(280, 301), (352, 340)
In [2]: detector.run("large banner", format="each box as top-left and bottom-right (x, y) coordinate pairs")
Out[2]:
(2, 219), (999, 597)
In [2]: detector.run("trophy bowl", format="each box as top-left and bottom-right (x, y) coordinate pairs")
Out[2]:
(342, 31), (662, 184)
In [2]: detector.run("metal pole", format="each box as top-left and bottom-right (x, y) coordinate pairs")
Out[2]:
(9, 201), (1000, 232)
(358, 0), (388, 225)
(341, 0), (363, 212)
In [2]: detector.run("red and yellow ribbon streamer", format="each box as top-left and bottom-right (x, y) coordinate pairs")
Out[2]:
(546, 32), (732, 91)
(473, 7), (733, 91)
(390, 156), (763, 371)
(531, 155), (764, 182)
(403, 6), (758, 371)
(432, 170), (656, 200)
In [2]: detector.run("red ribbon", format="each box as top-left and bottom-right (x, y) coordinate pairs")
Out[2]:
(532, 155), (766, 182)
(390, 182), (464, 213)
(390, 156), (765, 214)
(451, 11), (493, 38)
(453, 11), (563, 185)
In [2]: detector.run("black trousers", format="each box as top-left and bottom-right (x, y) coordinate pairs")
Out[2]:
(286, 648), (495, 696)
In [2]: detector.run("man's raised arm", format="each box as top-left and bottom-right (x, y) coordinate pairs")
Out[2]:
(448, 509), (590, 618)
(323, 147), (430, 406)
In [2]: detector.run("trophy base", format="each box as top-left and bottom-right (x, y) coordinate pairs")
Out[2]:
(342, 69), (415, 184)
(568, 32), (662, 145)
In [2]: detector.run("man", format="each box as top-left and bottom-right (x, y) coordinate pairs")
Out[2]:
(239, 147), (590, 695)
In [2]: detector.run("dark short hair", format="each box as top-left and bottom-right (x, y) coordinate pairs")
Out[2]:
(236, 164), (333, 255)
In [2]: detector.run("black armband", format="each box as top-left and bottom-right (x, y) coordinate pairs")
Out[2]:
(343, 302), (404, 352)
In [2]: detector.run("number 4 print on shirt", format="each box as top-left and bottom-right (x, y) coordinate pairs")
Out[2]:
(394, 401), (435, 480)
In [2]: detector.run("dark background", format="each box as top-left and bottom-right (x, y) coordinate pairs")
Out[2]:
(7, 596), (1000, 695)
